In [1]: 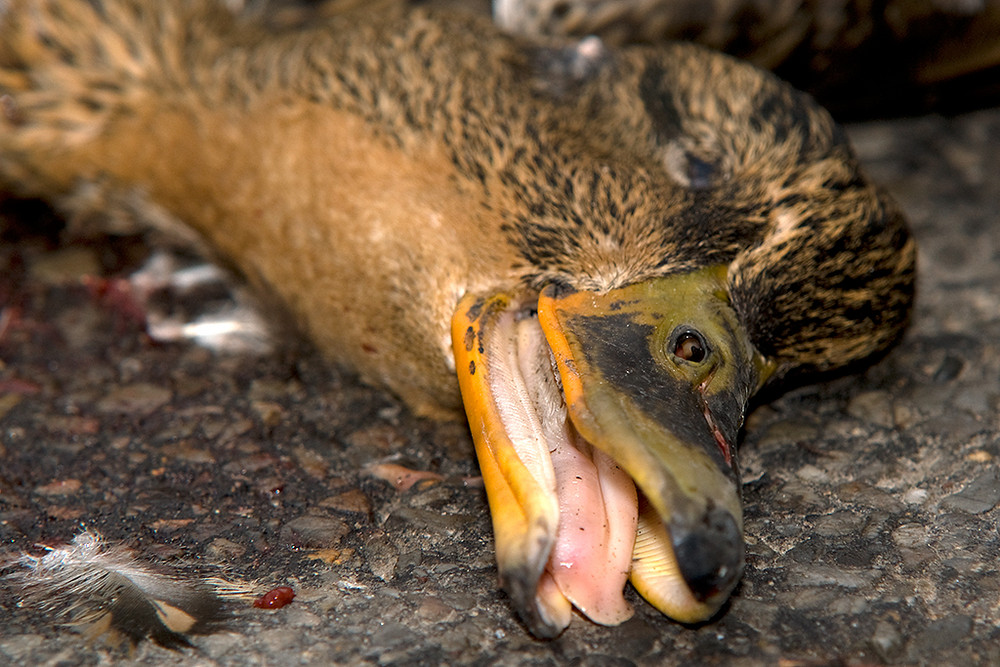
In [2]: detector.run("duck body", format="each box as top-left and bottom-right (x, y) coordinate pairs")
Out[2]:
(5, 2), (521, 418)
(0, 0), (915, 637)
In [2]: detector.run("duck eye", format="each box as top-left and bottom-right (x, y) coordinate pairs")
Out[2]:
(672, 330), (708, 363)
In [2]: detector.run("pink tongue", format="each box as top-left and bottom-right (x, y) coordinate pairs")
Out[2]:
(546, 431), (638, 625)
(509, 314), (638, 625)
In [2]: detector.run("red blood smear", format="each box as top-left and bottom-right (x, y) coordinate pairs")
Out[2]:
(82, 276), (147, 332)
(253, 586), (295, 609)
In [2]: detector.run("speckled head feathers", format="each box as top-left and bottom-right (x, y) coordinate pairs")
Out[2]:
(0, 0), (915, 392)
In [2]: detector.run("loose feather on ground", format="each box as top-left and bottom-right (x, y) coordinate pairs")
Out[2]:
(5, 530), (229, 648)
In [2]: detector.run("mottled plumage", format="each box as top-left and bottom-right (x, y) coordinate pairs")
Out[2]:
(0, 1), (913, 387)
(0, 0), (915, 638)
(497, 0), (1000, 117)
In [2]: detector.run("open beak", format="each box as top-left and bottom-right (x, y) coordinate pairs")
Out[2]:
(451, 267), (773, 638)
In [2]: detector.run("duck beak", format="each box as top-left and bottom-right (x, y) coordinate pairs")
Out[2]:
(451, 268), (773, 638)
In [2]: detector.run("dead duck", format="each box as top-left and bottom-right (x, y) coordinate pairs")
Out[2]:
(0, 0), (915, 637)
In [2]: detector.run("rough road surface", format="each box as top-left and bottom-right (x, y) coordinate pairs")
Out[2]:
(0, 94), (998, 667)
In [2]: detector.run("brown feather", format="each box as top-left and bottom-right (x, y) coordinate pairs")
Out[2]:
(0, 0), (914, 410)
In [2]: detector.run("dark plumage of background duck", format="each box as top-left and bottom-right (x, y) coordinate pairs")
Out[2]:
(0, 0), (914, 637)
(496, 0), (1000, 119)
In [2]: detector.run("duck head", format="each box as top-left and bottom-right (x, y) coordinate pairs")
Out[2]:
(454, 267), (774, 635)
(446, 42), (915, 637)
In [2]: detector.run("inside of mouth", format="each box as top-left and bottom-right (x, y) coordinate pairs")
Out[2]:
(489, 306), (641, 625)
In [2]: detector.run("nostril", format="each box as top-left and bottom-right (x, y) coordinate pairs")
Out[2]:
(670, 506), (744, 602)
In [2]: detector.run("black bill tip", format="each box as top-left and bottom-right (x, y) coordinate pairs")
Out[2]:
(670, 505), (744, 602)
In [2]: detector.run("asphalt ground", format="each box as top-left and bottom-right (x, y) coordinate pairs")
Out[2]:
(0, 73), (998, 667)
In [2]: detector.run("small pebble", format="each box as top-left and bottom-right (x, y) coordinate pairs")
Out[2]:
(320, 488), (373, 518)
(33, 478), (81, 496)
(940, 469), (1000, 514)
(892, 523), (930, 548)
(931, 354), (965, 383)
(415, 596), (457, 622)
(902, 488), (928, 505)
(796, 464), (829, 483)
(908, 615), (973, 657)
(206, 537), (247, 559)
(846, 390), (895, 427)
(871, 619), (904, 661)
(280, 515), (350, 548)
(96, 382), (172, 415)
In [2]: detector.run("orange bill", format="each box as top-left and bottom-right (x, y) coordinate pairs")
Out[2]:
(452, 268), (775, 635)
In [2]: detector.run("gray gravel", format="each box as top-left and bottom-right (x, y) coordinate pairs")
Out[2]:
(1, 110), (999, 666)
